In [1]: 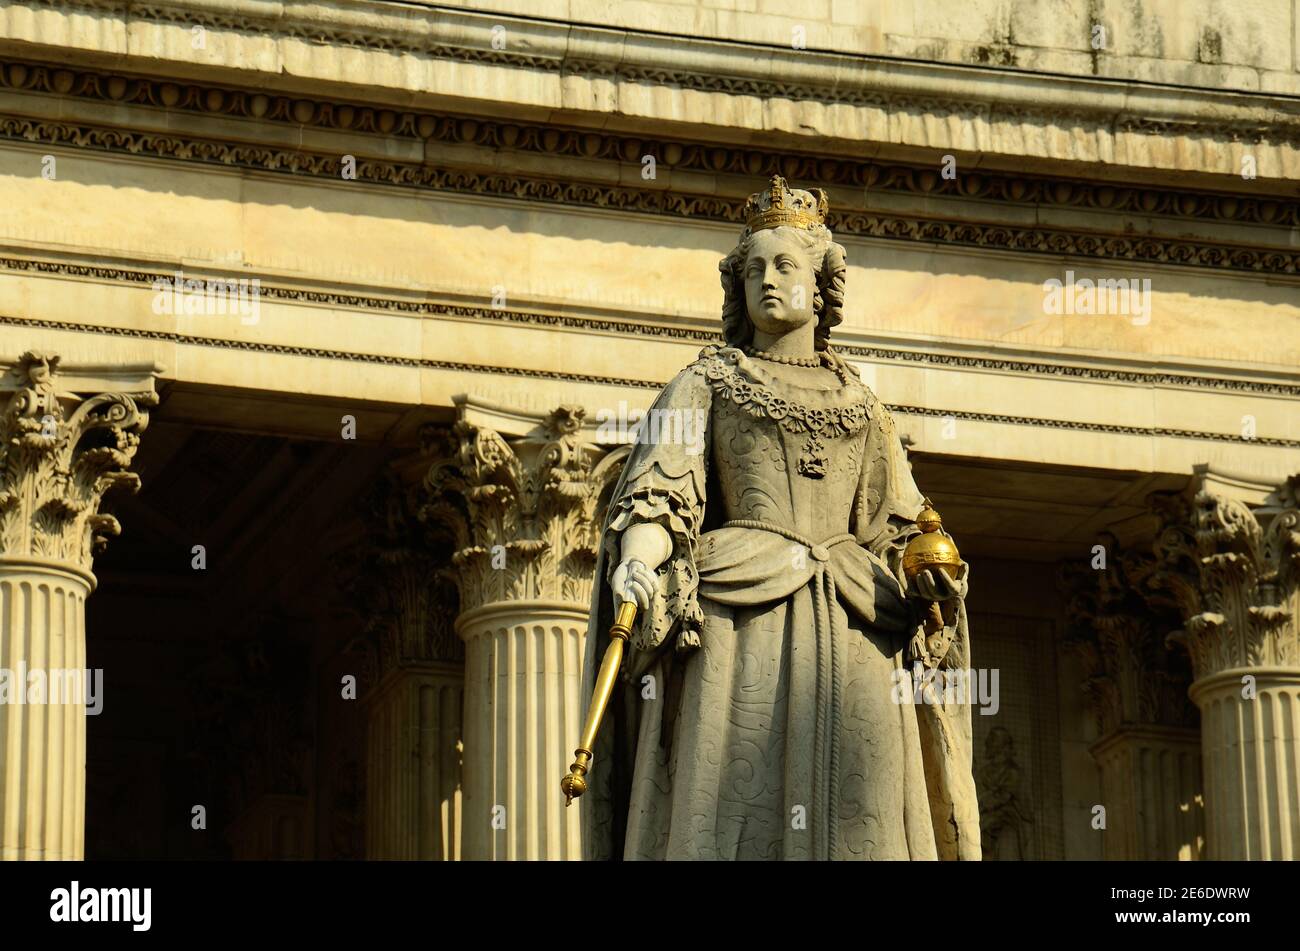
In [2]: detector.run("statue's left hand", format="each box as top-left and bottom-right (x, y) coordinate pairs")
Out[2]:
(905, 565), (967, 667)
(908, 562), (968, 602)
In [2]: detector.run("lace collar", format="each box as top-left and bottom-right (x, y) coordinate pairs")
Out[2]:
(690, 344), (875, 439)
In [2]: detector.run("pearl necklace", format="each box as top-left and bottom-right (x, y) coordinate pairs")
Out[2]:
(743, 345), (821, 368)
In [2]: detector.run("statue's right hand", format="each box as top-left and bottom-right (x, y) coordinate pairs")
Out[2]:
(611, 558), (658, 613)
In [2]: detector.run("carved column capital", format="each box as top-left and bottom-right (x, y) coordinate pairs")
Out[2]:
(1059, 536), (1197, 736)
(419, 403), (624, 615)
(1148, 471), (1300, 680)
(0, 350), (157, 578)
(337, 468), (464, 685)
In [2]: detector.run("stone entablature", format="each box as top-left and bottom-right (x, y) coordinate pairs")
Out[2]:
(1, 59), (1296, 259)
(412, 1), (1300, 96)
(2, 267), (1296, 514)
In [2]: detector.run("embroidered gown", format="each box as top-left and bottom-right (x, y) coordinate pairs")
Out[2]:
(580, 344), (980, 860)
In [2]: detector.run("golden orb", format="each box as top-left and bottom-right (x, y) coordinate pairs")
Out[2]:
(902, 499), (963, 581)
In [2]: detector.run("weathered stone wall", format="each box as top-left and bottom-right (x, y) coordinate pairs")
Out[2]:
(457, 0), (1300, 93)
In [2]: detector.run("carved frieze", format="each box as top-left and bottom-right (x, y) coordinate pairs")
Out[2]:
(3, 108), (1294, 279)
(0, 59), (1293, 228)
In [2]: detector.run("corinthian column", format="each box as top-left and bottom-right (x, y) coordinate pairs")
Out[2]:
(421, 399), (623, 860)
(340, 472), (464, 860)
(1061, 543), (1204, 860)
(1151, 468), (1300, 860)
(0, 351), (156, 860)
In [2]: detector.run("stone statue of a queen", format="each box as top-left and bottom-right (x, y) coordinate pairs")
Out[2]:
(580, 175), (981, 860)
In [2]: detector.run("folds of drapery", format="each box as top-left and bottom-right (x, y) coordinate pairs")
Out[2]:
(579, 348), (981, 860)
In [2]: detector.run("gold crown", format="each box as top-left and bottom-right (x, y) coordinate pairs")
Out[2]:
(742, 175), (829, 233)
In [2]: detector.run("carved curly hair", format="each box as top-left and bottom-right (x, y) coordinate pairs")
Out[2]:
(718, 224), (847, 351)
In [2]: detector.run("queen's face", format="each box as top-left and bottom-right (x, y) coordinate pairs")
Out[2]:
(743, 228), (816, 336)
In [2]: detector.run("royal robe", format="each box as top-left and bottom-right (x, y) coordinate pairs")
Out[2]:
(580, 344), (980, 860)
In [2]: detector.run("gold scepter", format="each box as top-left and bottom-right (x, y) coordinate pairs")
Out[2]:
(561, 598), (638, 806)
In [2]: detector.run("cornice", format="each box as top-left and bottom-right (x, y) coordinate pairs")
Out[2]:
(14, 0), (1300, 153)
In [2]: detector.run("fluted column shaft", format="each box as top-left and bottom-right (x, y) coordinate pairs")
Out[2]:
(365, 663), (463, 860)
(342, 468), (467, 860)
(1090, 726), (1204, 860)
(1191, 669), (1300, 860)
(456, 602), (588, 860)
(1061, 547), (1205, 861)
(0, 563), (91, 860)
